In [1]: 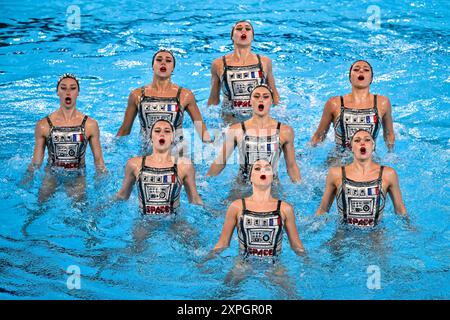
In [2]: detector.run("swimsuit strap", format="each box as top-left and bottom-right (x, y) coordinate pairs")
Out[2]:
(276, 122), (281, 132)
(339, 96), (347, 148)
(341, 165), (347, 180)
(176, 86), (183, 102)
(374, 94), (378, 111)
(241, 121), (246, 133)
(276, 199), (282, 212)
(378, 165), (384, 181)
(81, 115), (88, 127)
(256, 54), (263, 72)
(374, 165), (385, 225)
(46, 116), (54, 128)
(141, 86), (146, 98)
(242, 198), (247, 211)
(340, 166), (348, 222)
(141, 156), (147, 170)
(222, 55), (228, 68)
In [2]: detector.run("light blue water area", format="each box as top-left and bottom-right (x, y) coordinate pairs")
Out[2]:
(0, 0), (449, 299)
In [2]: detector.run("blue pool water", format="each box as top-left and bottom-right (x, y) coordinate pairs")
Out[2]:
(0, 0), (449, 299)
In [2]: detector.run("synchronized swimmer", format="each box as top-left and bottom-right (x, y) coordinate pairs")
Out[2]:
(24, 20), (408, 264)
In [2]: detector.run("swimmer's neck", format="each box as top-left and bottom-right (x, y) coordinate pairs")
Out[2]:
(231, 46), (253, 64)
(148, 151), (173, 163)
(249, 115), (273, 129)
(150, 77), (173, 93)
(350, 159), (374, 175)
(57, 106), (78, 122)
(250, 186), (273, 201)
(350, 87), (371, 102)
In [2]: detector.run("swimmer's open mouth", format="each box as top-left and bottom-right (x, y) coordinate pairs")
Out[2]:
(358, 75), (365, 81)
(159, 138), (165, 145)
(160, 67), (167, 72)
(241, 34), (247, 40)
(260, 174), (267, 180)
(360, 147), (367, 154)
(258, 104), (264, 111)
(65, 97), (72, 104)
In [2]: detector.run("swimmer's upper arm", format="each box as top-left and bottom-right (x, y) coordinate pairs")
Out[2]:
(206, 123), (240, 176)
(207, 58), (222, 106)
(380, 96), (395, 151)
(280, 125), (301, 183)
(213, 200), (241, 250)
(116, 157), (139, 200)
(85, 118), (106, 172)
(385, 166), (407, 216)
(178, 157), (203, 205)
(116, 88), (139, 136)
(311, 97), (338, 146)
(31, 118), (48, 167)
(315, 166), (340, 216)
(281, 202), (305, 255)
(261, 56), (280, 105)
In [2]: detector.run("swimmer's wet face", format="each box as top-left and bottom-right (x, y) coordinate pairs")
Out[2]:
(349, 60), (373, 87)
(152, 51), (175, 77)
(251, 86), (273, 116)
(150, 120), (174, 151)
(231, 21), (254, 44)
(351, 130), (375, 159)
(250, 159), (274, 186)
(57, 77), (79, 109)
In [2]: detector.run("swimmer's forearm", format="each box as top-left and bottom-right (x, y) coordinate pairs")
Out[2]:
(116, 126), (131, 136)
(27, 162), (42, 173)
(206, 162), (225, 176)
(293, 246), (306, 256)
(315, 206), (328, 216)
(288, 166), (301, 183)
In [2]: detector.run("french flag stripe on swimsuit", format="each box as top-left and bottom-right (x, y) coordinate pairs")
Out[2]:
(368, 187), (379, 195)
(72, 134), (83, 142)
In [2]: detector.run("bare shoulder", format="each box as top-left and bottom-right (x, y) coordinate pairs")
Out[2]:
(125, 156), (142, 174)
(259, 54), (272, 64)
(279, 123), (294, 135)
(376, 94), (391, 114)
(85, 116), (98, 127)
(327, 96), (341, 108)
(382, 165), (397, 180)
(328, 166), (342, 179)
(212, 56), (224, 69)
(376, 94), (390, 105)
(179, 87), (195, 102)
(176, 156), (193, 167)
(280, 200), (294, 214)
(35, 117), (50, 136)
(229, 199), (244, 212)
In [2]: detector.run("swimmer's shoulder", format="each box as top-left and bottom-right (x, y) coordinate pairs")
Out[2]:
(229, 199), (244, 213)
(279, 200), (294, 219)
(328, 165), (342, 181)
(211, 56), (225, 73)
(326, 96), (342, 110)
(375, 94), (392, 113)
(381, 165), (397, 183)
(125, 156), (143, 174)
(35, 116), (51, 136)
